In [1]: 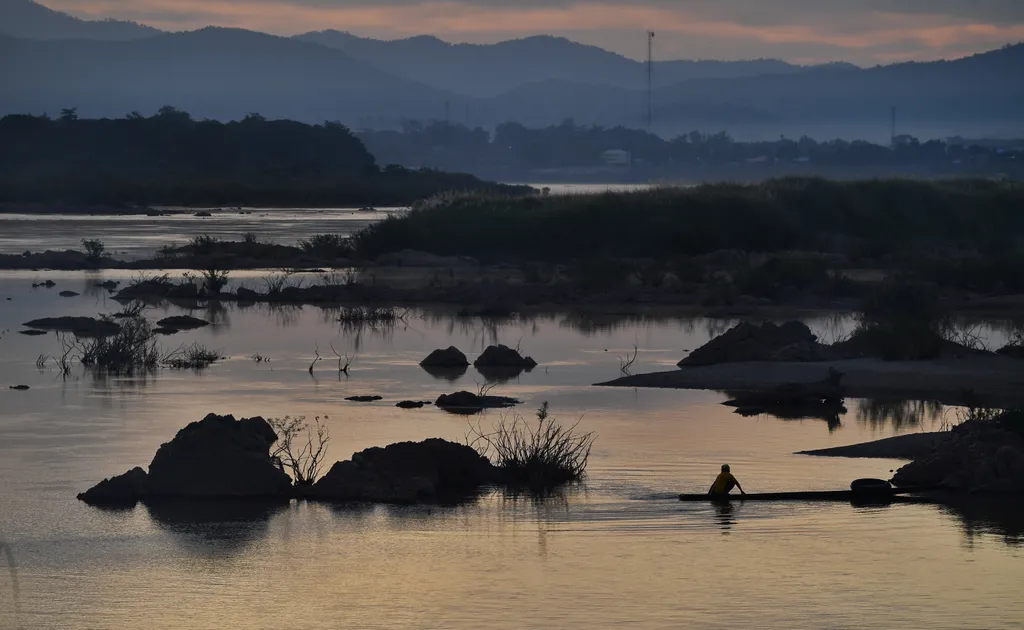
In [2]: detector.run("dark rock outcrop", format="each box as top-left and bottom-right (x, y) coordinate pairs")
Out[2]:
(156, 315), (210, 330)
(22, 316), (120, 337)
(396, 400), (428, 409)
(420, 346), (470, 367)
(77, 467), (148, 506)
(144, 413), (292, 499)
(997, 345), (1024, 360)
(420, 364), (469, 381)
(9, 385), (30, 390)
(435, 391), (520, 414)
(345, 395), (383, 402)
(311, 439), (499, 503)
(33, 280), (56, 288)
(59, 290), (80, 297)
(893, 418), (1024, 493)
(473, 344), (538, 369)
(680, 321), (825, 367)
(18, 329), (48, 336)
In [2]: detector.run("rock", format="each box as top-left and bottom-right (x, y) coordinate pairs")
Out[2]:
(156, 315), (210, 330)
(194, 211), (212, 217)
(18, 329), (48, 336)
(9, 385), (30, 390)
(166, 283), (200, 299)
(153, 327), (178, 335)
(144, 413), (292, 499)
(679, 321), (821, 367)
(77, 467), (148, 506)
(311, 439), (499, 503)
(236, 287), (259, 300)
(892, 418), (1024, 493)
(435, 391), (520, 414)
(997, 345), (1024, 360)
(95, 280), (120, 290)
(396, 401), (427, 409)
(32, 280), (56, 288)
(420, 346), (470, 368)
(58, 290), (80, 297)
(420, 364), (469, 381)
(473, 344), (538, 368)
(22, 316), (120, 337)
(345, 395), (383, 402)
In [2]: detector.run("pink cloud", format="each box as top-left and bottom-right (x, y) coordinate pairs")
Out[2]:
(47, 0), (1024, 63)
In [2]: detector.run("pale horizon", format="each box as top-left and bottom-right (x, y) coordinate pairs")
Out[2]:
(35, 0), (1024, 65)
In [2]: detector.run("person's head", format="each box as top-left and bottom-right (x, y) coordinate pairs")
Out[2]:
(721, 464), (731, 473)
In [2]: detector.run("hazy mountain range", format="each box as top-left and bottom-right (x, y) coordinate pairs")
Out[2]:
(1, 0), (1022, 139)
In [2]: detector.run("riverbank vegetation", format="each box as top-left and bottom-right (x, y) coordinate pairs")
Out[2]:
(351, 178), (1024, 261)
(0, 110), (532, 206)
(468, 402), (595, 490)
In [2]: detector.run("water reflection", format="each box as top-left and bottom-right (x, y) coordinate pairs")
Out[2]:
(712, 501), (737, 532)
(857, 399), (945, 430)
(475, 364), (533, 384)
(144, 499), (288, 555)
(420, 365), (469, 381)
(941, 497), (1024, 547)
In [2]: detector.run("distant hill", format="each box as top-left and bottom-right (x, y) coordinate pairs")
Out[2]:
(2, 22), (1021, 137)
(294, 31), (808, 97)
(0, 28), (459, 124)
(654, 43), (1024, 125)
(0, 0), (160, 40)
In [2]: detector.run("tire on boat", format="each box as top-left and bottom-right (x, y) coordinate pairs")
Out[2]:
(850, 478), (892, 495)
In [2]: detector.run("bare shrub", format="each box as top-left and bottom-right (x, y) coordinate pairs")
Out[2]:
(162, 343), (223, 369)
(201, 266), (229, 295)
(299, 234), (350, 258)
(268, 415), (331, 486)
(78, 318), (159, 373)
(337, 306), (405, 324)
(112, 299), (147, 319)
(81, 239), (105, 263)
(619, 342), (638, 375)
(468, 402), (596, 491)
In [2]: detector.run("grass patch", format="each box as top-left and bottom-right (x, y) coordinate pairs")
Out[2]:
(350, 178), (1024, 263)
(468, 402), (595, 491)
(163, 342), (224, 370)
(77, 318), (160, 373)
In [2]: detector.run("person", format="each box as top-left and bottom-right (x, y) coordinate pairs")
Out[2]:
(708, 464), (745, 496)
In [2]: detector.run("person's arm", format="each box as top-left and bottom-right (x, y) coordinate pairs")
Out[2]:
(735, 478), (746, 495)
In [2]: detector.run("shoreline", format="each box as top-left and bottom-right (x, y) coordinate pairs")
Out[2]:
(597, 357), (1024, 408)
(796, 432), (946, 459)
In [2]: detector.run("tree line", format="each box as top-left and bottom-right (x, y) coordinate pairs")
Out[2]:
(0, 109), (529, 206)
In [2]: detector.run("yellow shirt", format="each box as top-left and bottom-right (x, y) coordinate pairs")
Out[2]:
(710, 472), (738, 494)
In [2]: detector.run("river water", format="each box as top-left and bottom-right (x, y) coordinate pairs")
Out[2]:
(1, 271), (1022, 629)
(0, 207), (403, 260)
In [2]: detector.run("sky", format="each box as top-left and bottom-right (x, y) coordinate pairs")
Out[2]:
(47, 0), (1024, 64)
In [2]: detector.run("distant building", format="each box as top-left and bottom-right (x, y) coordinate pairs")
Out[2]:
(601, 149), (631, 166)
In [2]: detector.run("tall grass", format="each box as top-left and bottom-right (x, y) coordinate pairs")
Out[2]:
(468, 402), (595, 491)
(78, 318), (159, 373)
(350, 178), (1024, 262)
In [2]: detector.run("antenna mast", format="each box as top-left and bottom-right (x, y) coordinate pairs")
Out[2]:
(647, 31), (655, 131)
(890, 105), (896, 146)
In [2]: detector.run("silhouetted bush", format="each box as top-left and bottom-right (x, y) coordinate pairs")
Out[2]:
(853, 276), (946, 360)
(468, 402), (595, 491)
(351, 178), (1024, 262)
(299, 234), (350, 259)
(0, 112), (532, 206)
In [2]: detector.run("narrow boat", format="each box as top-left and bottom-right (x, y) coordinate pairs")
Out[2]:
(679, 480), (936, 502)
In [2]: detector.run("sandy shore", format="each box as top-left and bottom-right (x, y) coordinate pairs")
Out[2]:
(796, 432), (945, 459)
(597, 357), (1024, 407)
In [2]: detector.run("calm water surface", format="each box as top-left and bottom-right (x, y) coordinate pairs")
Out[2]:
(0, 207), (403, 260)
(1, 271), (1022, 629)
